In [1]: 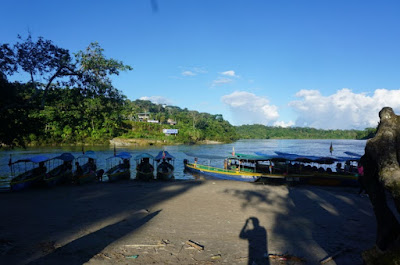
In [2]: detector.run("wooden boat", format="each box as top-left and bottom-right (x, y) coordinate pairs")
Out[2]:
(9, 155), (49, 191)
(184, 151), (359, 187)
(183, 153), (278, 182)
(44, 153), (75, 186)
(255, 151), (359, 187)
(135, 153), (155, 181)
(155, 151), (175, 180)
(74, 151), (98, 184)
(104, 152), (132, 182)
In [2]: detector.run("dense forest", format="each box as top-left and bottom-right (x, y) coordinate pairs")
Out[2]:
(0, 35), (375, 148)
(236, 124), (376, 140)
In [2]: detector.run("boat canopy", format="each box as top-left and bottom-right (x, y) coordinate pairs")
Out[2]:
(134, 153), (154, 160)
(184, 152), (226, 160)
(254, 151), (359, 164)
(107, 152), (132, 160)
(234, 153), (286, 162)
(53, 153), (75, 161)
(116, 152), (132, 159)
(77, 150), (97, 160)
(11, 155), (50, 164)
(155, 151), (175, 161)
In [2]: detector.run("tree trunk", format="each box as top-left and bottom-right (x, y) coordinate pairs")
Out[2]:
(362, 107), (400, 252)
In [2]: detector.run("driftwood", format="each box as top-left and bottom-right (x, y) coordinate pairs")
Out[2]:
(185, 240), (204, 250)
(362, 107), (400, 252)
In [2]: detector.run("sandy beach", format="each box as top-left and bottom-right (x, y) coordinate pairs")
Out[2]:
(0, 180), (377, 265)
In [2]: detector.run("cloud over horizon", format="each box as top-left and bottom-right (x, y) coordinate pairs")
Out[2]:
(221, 91), (279, 125)
(289, 88), (400, 129)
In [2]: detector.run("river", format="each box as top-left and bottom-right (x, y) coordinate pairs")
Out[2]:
(1, 139), (366, 179)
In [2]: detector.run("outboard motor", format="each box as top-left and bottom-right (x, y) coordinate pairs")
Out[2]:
(183, 159), (188, 165)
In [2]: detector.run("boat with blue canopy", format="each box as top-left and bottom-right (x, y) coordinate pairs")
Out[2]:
(184, 153), (283, 183)
(44, 153), (75, 186)
(74, 151), (98, 184)
(104, 152), (132, 182)
(135, 153), (155, 181)
(155, 151), (175, 180)
(9, 155), (49, 191)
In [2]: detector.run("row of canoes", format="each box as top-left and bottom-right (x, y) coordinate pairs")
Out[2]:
(4, 150), (175, 192)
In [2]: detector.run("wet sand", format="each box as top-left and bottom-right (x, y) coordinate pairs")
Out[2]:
(0, 180), (376, 265)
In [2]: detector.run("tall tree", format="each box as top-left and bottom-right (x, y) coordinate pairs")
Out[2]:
(0, 35), (132, 147)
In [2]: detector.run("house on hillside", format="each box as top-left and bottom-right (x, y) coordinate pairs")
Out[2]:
(137, 112), (150, 122)
(167, 119), (177, 125)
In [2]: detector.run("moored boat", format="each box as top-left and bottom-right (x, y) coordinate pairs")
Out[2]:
(183, 153), (276, 182)
(155, 151), (175, 180)
(135, 153), (155, 181)
(74, 151), (98, 184)
(9, 155), (49, 191)
(184, 150), (360, 187)
(104, 152), (132, 182)
(255, 151), (360, 186)
(44, 153), (75, 186)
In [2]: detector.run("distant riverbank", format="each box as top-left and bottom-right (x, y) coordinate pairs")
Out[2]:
(110, 137), (223, 147)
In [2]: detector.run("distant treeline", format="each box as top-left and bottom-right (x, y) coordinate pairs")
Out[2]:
(235, 124), (376, 140)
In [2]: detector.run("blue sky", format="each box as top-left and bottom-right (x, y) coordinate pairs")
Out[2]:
(2, 0), (400, 129)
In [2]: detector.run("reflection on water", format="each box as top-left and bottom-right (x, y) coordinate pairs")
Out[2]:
(0, 139), (366, 179)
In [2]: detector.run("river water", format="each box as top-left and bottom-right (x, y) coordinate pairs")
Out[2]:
(0, 139), (366, 180)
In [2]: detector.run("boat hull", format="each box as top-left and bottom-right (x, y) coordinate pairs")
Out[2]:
(184, 163), (261, 182)
(107, 169), (130, 182)
(11, 173), (45, 191)
(75, 171), (97, 185)
(136, 171), (154, 181)
(156, 164), (174, 180)
(44, 170), (73, 187)
(156, 171), (174, 180)
(284, 173), (359, 187)
(185, 163), (359, 187)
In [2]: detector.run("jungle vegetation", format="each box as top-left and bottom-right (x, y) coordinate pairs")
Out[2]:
(236, 124), (376, 140)
(0, 35), (375, 148)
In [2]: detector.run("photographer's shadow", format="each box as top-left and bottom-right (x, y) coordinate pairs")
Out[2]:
(239, 217), (269, 265)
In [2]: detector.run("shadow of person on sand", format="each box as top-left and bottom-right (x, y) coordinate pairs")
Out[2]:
(240, 217), (269, 265)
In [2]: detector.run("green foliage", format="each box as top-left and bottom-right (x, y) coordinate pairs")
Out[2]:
(120, 101), (239, 144)
(0, 35), (131, 147)
(235, 124), (376, 140)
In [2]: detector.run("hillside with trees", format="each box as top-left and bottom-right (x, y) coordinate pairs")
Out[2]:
(236, 124), (376, 140)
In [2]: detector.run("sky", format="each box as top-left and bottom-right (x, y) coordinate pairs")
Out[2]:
(2, 0), (400, 130)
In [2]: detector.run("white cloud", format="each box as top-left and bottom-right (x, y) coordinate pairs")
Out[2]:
(212, 77), (234, 86)
(221, 91), (279, 125)
(181, 71), (196, 76)
(140, 96), (173, 105)
(180, 67), (207, 77)
(273, 120), (295, 128)
(221, 70), (238, 77)
(289, 88), (400, 129)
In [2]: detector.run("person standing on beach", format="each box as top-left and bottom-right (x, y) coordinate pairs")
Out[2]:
(357, 161), (366, 195)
